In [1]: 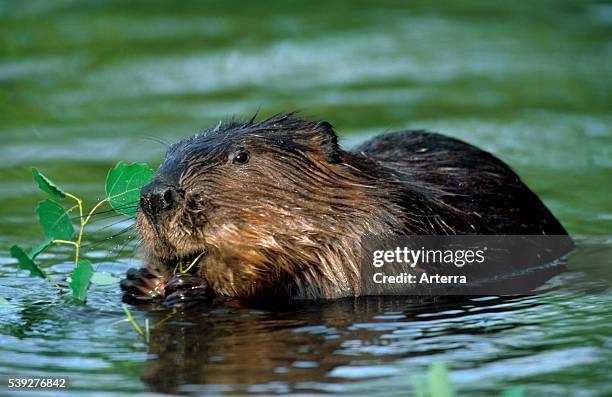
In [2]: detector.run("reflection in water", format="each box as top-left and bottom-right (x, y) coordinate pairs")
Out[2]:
(141, 295), (541, 395)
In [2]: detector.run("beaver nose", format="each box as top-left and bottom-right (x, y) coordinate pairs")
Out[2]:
(140, 182), (181, 219)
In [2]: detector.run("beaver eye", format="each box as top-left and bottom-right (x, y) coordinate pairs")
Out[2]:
(232, 150), (250, 165)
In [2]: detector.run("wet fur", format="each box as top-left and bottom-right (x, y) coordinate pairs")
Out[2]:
(126, 113), (568, 301)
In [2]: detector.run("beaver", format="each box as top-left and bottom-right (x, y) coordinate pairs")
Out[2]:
(120, 113), (570, 304)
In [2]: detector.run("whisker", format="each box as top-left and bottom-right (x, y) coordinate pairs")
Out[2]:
(96, 217), (136, 233)
(108, 228), (140, 265)
(83, 224), (136, 250)
(68, 203), (140, 222)
(140, 135), (171, 147)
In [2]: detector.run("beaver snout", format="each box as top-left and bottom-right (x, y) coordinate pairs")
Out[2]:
(140, 181), (182, 220)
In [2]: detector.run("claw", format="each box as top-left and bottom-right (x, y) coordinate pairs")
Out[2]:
(120, 267), (210, 307)
(165, 273), (207, 295)
(162, 273), (210, 308)
(120, 266), (167, 303)
(163, 287), (210, 308)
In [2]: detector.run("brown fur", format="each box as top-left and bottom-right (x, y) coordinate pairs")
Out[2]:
(125, 113), (568, 301)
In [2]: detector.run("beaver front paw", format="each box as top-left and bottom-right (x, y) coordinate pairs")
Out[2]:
(162, 273), (210, 308)
(120, 266), (167, 303)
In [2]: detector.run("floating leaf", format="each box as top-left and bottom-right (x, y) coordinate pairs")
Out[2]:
(499, 388), (524, 397)
(70, 260), (93, 302)
(428, 362), (454, 397)
(411, 374), (427, 397)
(10, 244), (47, 279)
(37, 199), (74, 241)
(91, 271), (120, 286)
(28, 238), (53, 259)
(0, 297), (10, 305)
(32, 167), (66, 199)
(106, 162), (154, 217)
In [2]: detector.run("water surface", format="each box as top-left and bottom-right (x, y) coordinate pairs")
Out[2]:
(0, 1), (610, 396)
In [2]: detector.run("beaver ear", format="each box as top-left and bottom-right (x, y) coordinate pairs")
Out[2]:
(312, 121), (341, 163)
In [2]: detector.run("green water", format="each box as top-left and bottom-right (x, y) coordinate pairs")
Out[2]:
(0, 1), (610, 396)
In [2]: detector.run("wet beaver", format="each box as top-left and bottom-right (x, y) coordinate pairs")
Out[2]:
(121, 113), (569, 304)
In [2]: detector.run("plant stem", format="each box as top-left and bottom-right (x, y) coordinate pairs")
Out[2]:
(46, 275), (62, 289)
(122, 305), (144, 336)
(154, 308), (177, 328)
(83, 198), (109, 227)
(64, 193), (109, 268)
(66, 204), (80, 214)
(52, 240), (79, 248)
(180, 251), (205, 273)
(65, 193), (83, 266)
(144, 319), (150, 343)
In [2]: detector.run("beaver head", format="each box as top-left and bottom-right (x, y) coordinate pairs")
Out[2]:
(136, 114), (407, 298)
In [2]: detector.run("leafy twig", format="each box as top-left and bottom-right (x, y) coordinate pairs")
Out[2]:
(9, 163), (154, 302)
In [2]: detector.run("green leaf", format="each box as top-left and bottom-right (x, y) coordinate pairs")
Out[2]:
(37, 199), (74, 241)
(91, 271), (120, 286)
(411, 374), (427, 397)
(28, 238), (53, 259)
(428, 362), (454, 397)
(70, 260), (93, 302)
(499, 388), (524, 397)
(10, 244), (47, 279)
(32, 167), (66, 199)
(0, 297), (10, 305)
(105, 162), (155, 217)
